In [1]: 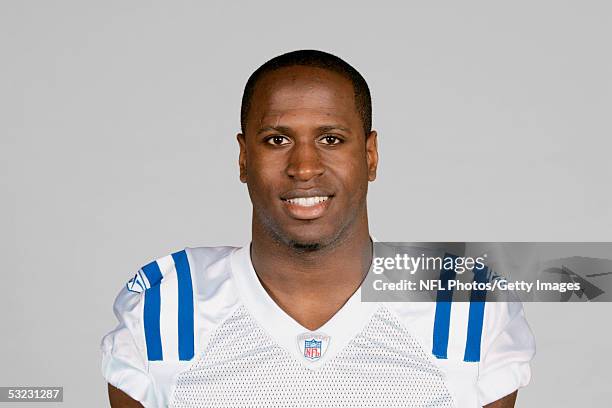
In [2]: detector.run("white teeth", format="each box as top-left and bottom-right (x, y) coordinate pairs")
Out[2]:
(286, 196), (329, 207)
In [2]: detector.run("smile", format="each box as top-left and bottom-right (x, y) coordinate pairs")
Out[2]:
(281, 195), (333, 220)
(284, 196), (330, 207)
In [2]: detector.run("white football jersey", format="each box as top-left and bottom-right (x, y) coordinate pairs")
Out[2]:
(101, 245), (535, 407)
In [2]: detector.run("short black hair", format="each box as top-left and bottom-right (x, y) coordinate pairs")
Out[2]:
(240, 49), (372, 135)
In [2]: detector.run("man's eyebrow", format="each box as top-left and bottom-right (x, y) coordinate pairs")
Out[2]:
(256, 126), (292, 135)
(317, 125), (351, 133)
(255, 124), (352, 135)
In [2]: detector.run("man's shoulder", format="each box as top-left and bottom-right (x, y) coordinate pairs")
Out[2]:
(384, 296), (528, 364)
(110, 245), (243, 365)
(125, 245), (239, 294)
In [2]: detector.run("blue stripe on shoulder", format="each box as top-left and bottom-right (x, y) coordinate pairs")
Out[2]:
(464, 264), (488, 362)
(173, 250), (195, 361)
(141, 260), (164, 287)
(432, 253), (457, 359)
(142, 260), (163, 361)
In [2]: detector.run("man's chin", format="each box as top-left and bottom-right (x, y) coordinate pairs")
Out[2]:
(261, 213), (346, 252)
(282, 227), (340, 253)
(288, 240), (323, 252)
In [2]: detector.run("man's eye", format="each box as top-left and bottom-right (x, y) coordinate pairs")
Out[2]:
(266, 135), (290, 146)
(320, 135), (343, 145)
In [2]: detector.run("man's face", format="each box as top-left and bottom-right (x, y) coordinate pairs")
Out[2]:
(238, 66), (378, 249)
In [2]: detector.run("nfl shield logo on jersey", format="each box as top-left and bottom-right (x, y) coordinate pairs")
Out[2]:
(304, 339), (322, 359)
(297, 333), (330, 362)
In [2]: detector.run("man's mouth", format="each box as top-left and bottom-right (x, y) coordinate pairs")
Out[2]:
(283, 196), (330, 207)
(280, 191), (334, 220)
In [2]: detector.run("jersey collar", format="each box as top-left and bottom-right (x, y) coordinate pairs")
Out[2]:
(230, 244), (380, 370)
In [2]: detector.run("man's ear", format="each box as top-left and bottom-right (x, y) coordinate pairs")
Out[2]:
(365, 130), (379, 181)
(237, 133), (247, 183)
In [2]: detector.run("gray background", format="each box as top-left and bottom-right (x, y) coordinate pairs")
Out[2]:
(1, 1), (610, 406)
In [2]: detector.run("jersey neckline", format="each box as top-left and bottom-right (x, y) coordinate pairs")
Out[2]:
(229, 243), (380, 370)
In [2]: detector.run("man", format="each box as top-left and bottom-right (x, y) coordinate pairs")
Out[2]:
(101, 50), (535, 407)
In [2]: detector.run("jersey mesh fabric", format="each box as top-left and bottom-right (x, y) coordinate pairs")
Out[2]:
(171, 305), (454, 407)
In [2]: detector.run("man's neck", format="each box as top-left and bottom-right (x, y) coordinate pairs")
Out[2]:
(250, 221), (373, 331)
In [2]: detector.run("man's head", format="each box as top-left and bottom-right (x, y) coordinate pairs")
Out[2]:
(241, 50), (372, 136)
(237, 50), (378, 251)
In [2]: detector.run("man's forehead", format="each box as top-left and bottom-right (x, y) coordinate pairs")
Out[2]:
(255, 65), (353, 92)
(249, 67), (358, 127)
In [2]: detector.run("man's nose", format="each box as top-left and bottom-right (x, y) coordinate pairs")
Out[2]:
(285, 140), (325, 181)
